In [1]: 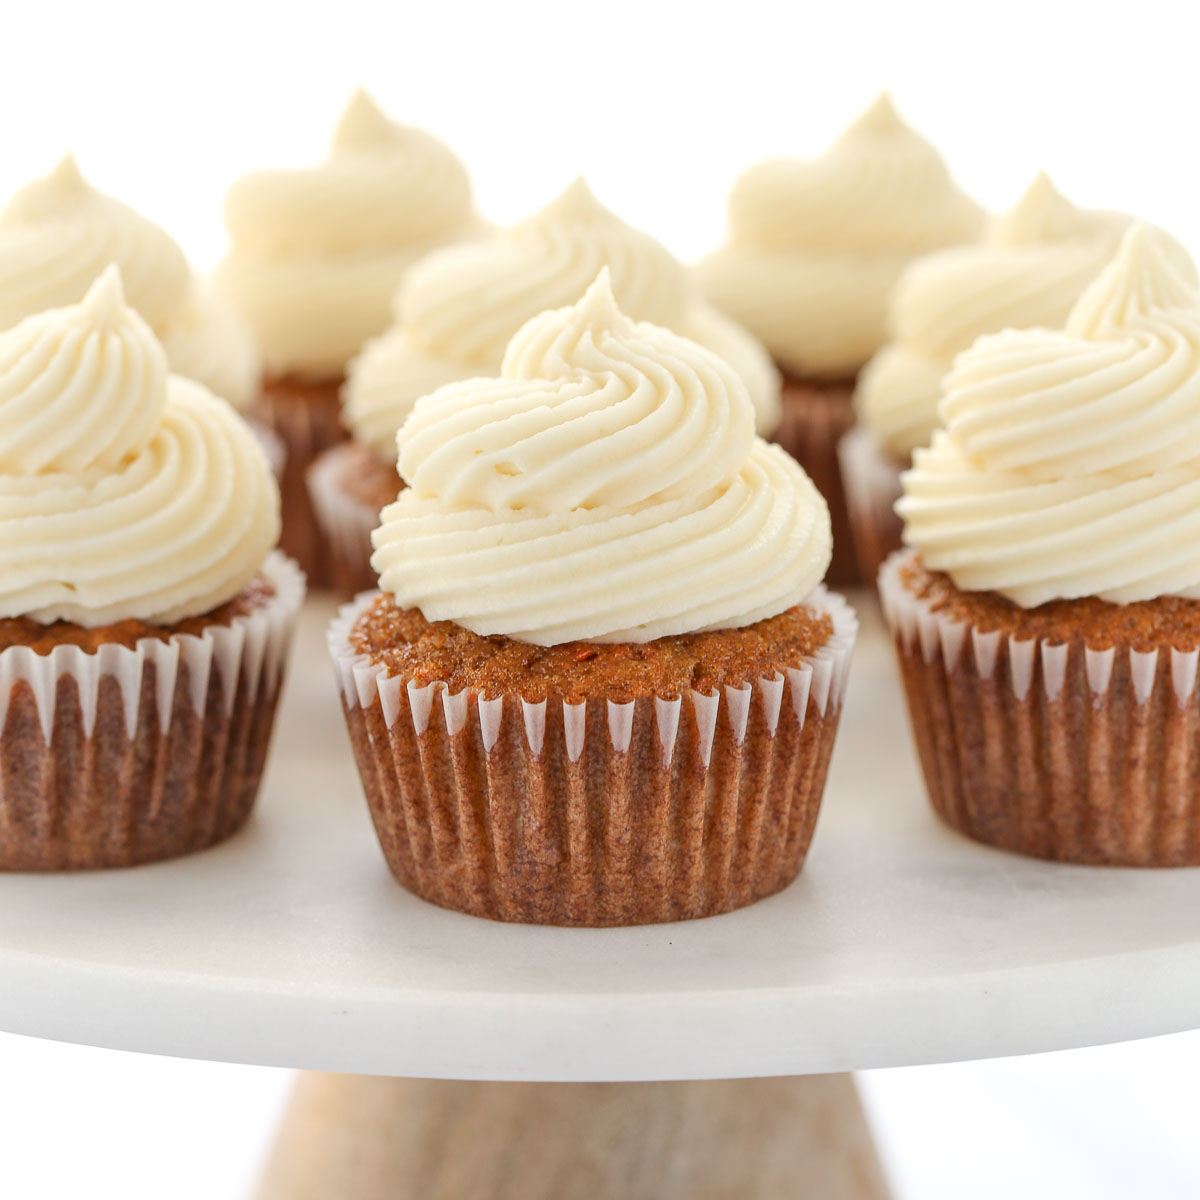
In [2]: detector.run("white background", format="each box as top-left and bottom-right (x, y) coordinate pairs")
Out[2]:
(4, 0), (1200, 1196)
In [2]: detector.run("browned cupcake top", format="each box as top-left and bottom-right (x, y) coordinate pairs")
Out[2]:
(351, 594), (834, 703)
(902, 557), (1200, 652)
(0, 575), (277, 655)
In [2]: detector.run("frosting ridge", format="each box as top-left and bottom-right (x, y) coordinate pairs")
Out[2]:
(699, 94), (984, 377)
(214, 89), (478, 375)
(855, 173), (1198, 457)
(0, 269), (280, 625)
(0, 154), (190, 335)
(899, 225), (1200, 606)
(372, 272), (829, 644)
(343, 178), (781, 455)
(0, 156), (262, 410)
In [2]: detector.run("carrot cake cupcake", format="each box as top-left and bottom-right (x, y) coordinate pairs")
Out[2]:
(699, 94), (983, 584)
(310, 177), (780, 596)
(846, 174), (1195, 583)
(328, 271), (855, 926)
(0, 268), (302, 870)
(214, 88), (480, 585)
(882, 225), (1200, 866)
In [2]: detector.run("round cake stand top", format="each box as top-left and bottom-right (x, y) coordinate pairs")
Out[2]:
(2, 599), (1198, 1082)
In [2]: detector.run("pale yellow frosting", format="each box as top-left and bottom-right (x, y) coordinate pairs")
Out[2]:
(0, 269), (280, 625)
(371, 272), (830, 645)
(159, 280), (262, 411)
(698, 95), (984, 378)
(899, 225), (1200, 606)
(0, 154), (189, 335)
(0, 155), (262, 411)
(214, 89), (478, 377)
(856, 173), (1198, 458)
(342, 179), (781, 455)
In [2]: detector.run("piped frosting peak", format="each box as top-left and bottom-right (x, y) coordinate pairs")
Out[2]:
(0, 268), (280, 625)
(371, 273), (829, 644)
(900, 223), (1200, 606)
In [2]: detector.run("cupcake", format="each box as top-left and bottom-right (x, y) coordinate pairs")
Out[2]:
(310, 178), (780, 596)
(328, 271), (855, 926)
(0, 268), (302, 870)
(847, 174), (1196, 584)
(214, 88), (480, 586)
(0, 154), (270, 458)
(699, 94), (983, 585)
(881, 224), (1200, 867)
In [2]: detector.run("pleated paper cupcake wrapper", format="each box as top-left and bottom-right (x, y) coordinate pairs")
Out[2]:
(0, 552), (305, 870)
(251, 379), (347, 589)
(307, 444), (381, 600)
(837, 427), (905, 589)
(328, 589), (858, 926)
(880, 549), (1200, 866)
(774, 378), (859, 586)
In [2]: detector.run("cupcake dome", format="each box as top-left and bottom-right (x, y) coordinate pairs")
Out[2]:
(214, 89), (480, 377)
(372, 270), (829, 644)
(899, 223), (1200, 606)
(0, 267), (279, 625)
(0, 155), (261, 410)
(698, 94), (984, 379)
(343, 178), (781, 451)
(856, 173), (1198, 458)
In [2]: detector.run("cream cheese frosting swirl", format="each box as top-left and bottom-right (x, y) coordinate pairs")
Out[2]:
(0, 268), (280, 626)
(856, 173), (1198, 458)
(0, 155), (262, 411)
(342, 178), (781, 454)
(899, 224), (1200, 606)
(214, 89), (478, 377)
(0, 154), (189, 334)
(698, 95), (984, 378)
(372, 272), (830, 644)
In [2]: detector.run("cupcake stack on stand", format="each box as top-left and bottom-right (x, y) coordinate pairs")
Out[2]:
(6, 107), (1200, 1200)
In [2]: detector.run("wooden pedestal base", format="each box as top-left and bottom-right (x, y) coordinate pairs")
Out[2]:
(254, 1073), (891, 1199)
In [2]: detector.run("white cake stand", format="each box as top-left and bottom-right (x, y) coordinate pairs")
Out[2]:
(3, 597), (1199, 1199)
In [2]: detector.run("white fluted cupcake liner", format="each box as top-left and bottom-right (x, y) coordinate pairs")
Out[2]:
(0, 552), (304, 870)
(837, 427), (905, 589)
(880, 548), (1200, 866)
(307, 444), (381, 599)
(327, 588), (857, 926)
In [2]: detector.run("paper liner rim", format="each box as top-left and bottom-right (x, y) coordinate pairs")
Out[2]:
(879, 548), (1198, 706)
(0, 552), (305, 740)
(327, 587), (858, 758)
